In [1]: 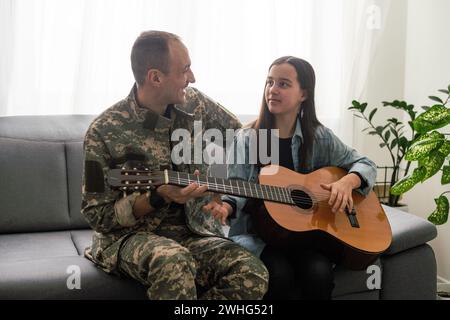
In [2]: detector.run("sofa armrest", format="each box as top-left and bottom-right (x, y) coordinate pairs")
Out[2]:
(382, 205), (437, 255)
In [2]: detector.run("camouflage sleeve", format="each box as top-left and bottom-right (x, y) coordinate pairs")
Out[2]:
(81, 126), (141, 233)
(191, 87), (242, 132)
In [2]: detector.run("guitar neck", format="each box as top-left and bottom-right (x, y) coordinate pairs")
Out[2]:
(165, 170), (294, 205)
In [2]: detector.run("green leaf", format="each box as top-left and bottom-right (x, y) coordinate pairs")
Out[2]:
(384, 130), (391, 142)
(422, 106), (431, 111)
(405, 131), (444, 161)
(427, 195), (449, 225)
(391, 166), (427, 195)
(360, 103), (368, 113)
(369, 108), (377, 122)
(388, 118), (400, 126)
(418, 150), (446, 181)
(438, 89), (449, 95)
(353, 114), (364, 120)
(349, 100), (360, 110)
(429, 96), (444, 104)
(390, 127), (398, 138)
(379, 143), (387, 148)
(390, 139), (398, 149)
(441, 166), (450, 185)
(438, 140), (450, 157)
(413, 105), (450, 133)
(397, 136), (409, 150)
(375, 126), (384, 135)
(352, 100), (360, 106)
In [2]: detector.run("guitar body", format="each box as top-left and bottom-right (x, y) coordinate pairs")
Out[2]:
(251, 165), (392, 270)
(107, 164), (392, 270)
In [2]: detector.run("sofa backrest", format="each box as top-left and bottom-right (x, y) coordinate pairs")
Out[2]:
(0, 114), (255, 234)
(0, 115), (96, 234)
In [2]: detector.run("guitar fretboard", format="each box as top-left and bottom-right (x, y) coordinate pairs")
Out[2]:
(167, 171), (295, 205)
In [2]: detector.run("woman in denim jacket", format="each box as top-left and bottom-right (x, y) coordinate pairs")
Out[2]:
(204, 56), (377, 300)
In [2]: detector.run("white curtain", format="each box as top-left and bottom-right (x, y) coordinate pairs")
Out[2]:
(0, 0), (392, 144)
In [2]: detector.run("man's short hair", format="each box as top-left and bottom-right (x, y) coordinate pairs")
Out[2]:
(130, 30), (181, 86)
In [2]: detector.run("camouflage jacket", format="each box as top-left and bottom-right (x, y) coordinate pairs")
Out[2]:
(81, 85), (241, 273)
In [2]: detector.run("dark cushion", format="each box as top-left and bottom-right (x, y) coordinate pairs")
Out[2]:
(0, 138), (70, 233)
(0, 229), (146, 299)
(0, 231), (78, 260)
(0, 256), (146, 299)
(382, 205), (438, 255)
(0, 115), (95, 233)
(0, 115), (95, 141)
(66, 142), (89, 229)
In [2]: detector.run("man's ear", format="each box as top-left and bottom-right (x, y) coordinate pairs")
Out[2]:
(147, 69), (162, 86)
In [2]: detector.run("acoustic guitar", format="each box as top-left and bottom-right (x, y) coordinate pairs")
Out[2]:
(107, 165), (392, 270)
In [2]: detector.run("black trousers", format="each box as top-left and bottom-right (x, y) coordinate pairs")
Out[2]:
(260, 245), (335, 300)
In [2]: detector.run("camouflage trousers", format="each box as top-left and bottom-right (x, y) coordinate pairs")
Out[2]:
(117, 225), (268, 300)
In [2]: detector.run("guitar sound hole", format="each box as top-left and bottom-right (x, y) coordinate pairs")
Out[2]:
(290, 189), (313, 209)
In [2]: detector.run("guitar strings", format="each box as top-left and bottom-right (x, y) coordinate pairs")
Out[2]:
(118, 172), (354, 208)
(167, 176), (338, 199)
(162, 177), (348, 209)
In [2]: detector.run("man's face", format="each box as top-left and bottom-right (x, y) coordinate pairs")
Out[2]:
(162, 40), (196, 105)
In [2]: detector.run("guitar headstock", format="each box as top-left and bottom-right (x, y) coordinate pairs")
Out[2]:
(107, 168), (166, 191)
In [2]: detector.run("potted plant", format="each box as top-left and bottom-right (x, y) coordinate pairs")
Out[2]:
(390, 85), (450, 226)
(348, 99), (419, 207)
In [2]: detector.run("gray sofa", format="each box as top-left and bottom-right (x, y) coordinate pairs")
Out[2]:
(0, 115), (438, 299)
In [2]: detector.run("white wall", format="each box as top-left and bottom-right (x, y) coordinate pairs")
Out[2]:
(353, 0), (408, 168)
(402, 0), (450, 282)
(356, 0), (450, 282)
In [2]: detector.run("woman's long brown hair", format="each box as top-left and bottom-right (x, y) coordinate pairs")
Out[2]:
(252, 56), (322, 171)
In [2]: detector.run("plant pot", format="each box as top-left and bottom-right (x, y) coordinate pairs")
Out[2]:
(437, 283), (450, 300)
(374, 183), (406, 209)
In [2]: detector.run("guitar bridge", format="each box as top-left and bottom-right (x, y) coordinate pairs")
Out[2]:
(345, 207), (360, 228)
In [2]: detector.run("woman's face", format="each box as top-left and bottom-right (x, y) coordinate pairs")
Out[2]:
(265, 63), (307, 116)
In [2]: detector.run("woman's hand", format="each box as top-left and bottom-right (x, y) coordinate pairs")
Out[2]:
(320, 173), (361, 213)
(202, 195), (233, 225)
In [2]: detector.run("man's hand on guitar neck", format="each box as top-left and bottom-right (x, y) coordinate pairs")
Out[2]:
(320, 172), (362, 214)
(132, 170), (210, 218)
(202, 195), (232, 226)
(157, 169), (209, 204)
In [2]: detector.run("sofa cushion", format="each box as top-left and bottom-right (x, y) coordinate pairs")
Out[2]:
(0, 229), (147, 299)
(0, 231), (78, 261)
(71, 229), (94, 254)
(0, 138), (70, 233)
(332, 259), (381, 298)
(0, 256), (146, 299)
(66, 141), (90, 229)
(382, 205), (437, 255)
(381, 244), (437, 300)
(0, 115), (95, 142)
(0, 115), (95, 234)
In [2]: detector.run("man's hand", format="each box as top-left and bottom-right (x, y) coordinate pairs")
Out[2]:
(320, 173), (361, 213)
(156, 170), (209, 204)
(202, 194), (232, 226)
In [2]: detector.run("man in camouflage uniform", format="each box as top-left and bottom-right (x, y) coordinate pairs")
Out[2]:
(81, 30), (268, 299)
